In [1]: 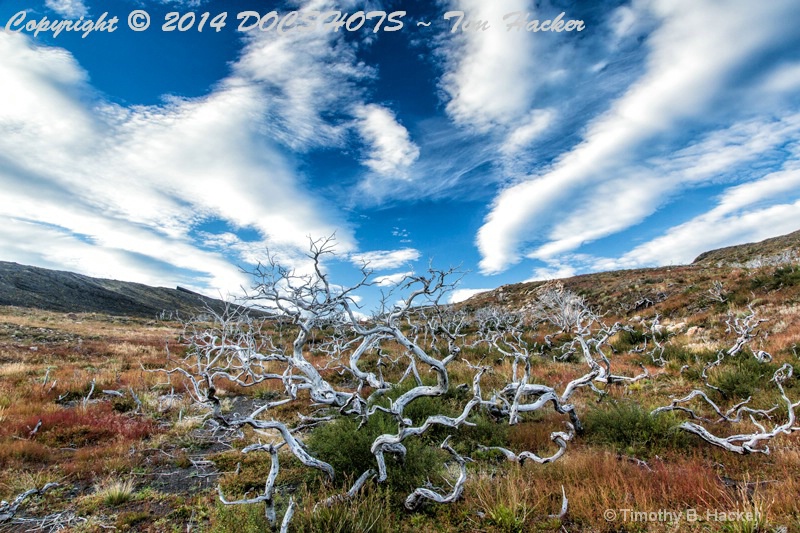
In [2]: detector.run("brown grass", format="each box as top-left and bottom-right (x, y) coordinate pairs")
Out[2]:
(0, 298), (799, 531)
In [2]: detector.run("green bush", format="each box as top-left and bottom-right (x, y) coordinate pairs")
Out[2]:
(458, 411), (510, 450)
(291, 486), (397, 533)
(111, 394), (138, 413)
(306, 413), (442, 493)
(401, 389), (461, 425)
(211, 502), (273, 533)
(749, 266), (800, 291)
(213, 449), (299, 497)
(116, 510), (151, 531)
(612, 328), (648, 353)
(709, 356), (777, 400)
(583, 400), (692, 458)
(662, 344), (718, 365)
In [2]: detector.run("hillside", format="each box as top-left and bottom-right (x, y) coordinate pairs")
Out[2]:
(0, 231), (799, 531)
(2, 229), (799, 320)
(0, 261), (230, 318)
(693, 229), (800, 267)
(462, 230), (800, 324)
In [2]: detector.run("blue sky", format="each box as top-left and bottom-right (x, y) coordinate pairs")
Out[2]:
(1, 0), (799, 309)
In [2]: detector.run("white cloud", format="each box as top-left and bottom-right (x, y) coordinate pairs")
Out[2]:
(608, 5), (638, 40)
(355, 104), (420, 178)
(44, 0), (88, 18)
(154, 0), (205, 6)
(526, 263), (578, 283)
(440, 0), (538, 132)
(525, 114), (800, 263)
(0, 29), (357, 295)
(0, 217), (245, 292)
(500, 109), (555, 157)
(534, 163), (800, 279)
(448, 288), (491, 304)
(350, 248), (420, 270)
(614, 167), (800, 268)
(476, 0), (800, 274)
(373, 271), (414, 287)
(231, 9), (372, 151)
(761, 62), (800, 94)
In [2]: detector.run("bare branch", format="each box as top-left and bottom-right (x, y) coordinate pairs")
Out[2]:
(478, 423), (574, 465)
(404, 436), (470, 510)
(653, 364), (800, 454)
(0, 483), (59, 523)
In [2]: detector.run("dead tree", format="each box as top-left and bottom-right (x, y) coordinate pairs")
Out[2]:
(699, 306), (772, 395)
(525, 282), (590, 333)
(651, 305), (798, 453)
(474, 300), (648, 434)
(157, 238), (646, 527)
(0, 483), (59, 523)
(653, 364), (799, 454)
(708, 280), (727, 303)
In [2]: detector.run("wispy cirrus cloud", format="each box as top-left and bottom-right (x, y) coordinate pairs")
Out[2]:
(609, 165), (800, 269)
(439, 0), (539, 133)
(350, 248), (421, 270)
(231, 10), (373, 151)
(475, 0), (800, 275)
(374, 271), (415, 287)
(448, 287), (491, 304)
(44, 0), (88, 18)
(0, 17), (368, 292)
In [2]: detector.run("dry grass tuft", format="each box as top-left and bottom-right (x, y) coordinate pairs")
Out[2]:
(93, 477), (136, 506)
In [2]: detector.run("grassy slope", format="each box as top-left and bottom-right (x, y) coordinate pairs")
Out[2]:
(0, 245), (798, 530)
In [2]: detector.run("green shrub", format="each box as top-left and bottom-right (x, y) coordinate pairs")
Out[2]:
(749, 266), (800, 291)
(662, 345), (718, 365)
(401, 390), (461, 425)
(214, 450), (285, 497)
(484, 503), (530, 533)
(111, 394), (138, 413)
(460, 342), (494, 361)
(612, 328), (647, 353)
(306, 413), (442, 493)
(775, 265), (800, 286)
(211, 502), (273, 533)
(116, 510), (150, 530)
(458, 411), (510, 450)
(584, 400), (692, 457)
(709, 356), (777, 400)
(291, 486), (396, 532)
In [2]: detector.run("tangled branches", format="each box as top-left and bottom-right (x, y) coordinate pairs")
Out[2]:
(652, 307), (798, 454)
(155, 239), (671, 527)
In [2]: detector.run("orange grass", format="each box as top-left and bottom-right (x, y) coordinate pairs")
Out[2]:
(0, 299), (799, 531)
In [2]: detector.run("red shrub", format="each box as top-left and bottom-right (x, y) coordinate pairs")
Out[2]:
(18, 403), (156, 448)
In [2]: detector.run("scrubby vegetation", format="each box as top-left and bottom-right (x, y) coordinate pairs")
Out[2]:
(0, 245), (799, 532)
(583, 401), (692, 458)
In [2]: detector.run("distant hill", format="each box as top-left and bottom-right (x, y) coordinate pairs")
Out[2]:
(693, 230), (800, 267)
(461, 229), (800, 319)
(2, 229), (798, 319)
(0, 261), (232, 318)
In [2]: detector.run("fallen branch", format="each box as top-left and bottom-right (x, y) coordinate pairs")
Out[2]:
(404, 436), (470, 510)
(0, 483), (59, 523)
